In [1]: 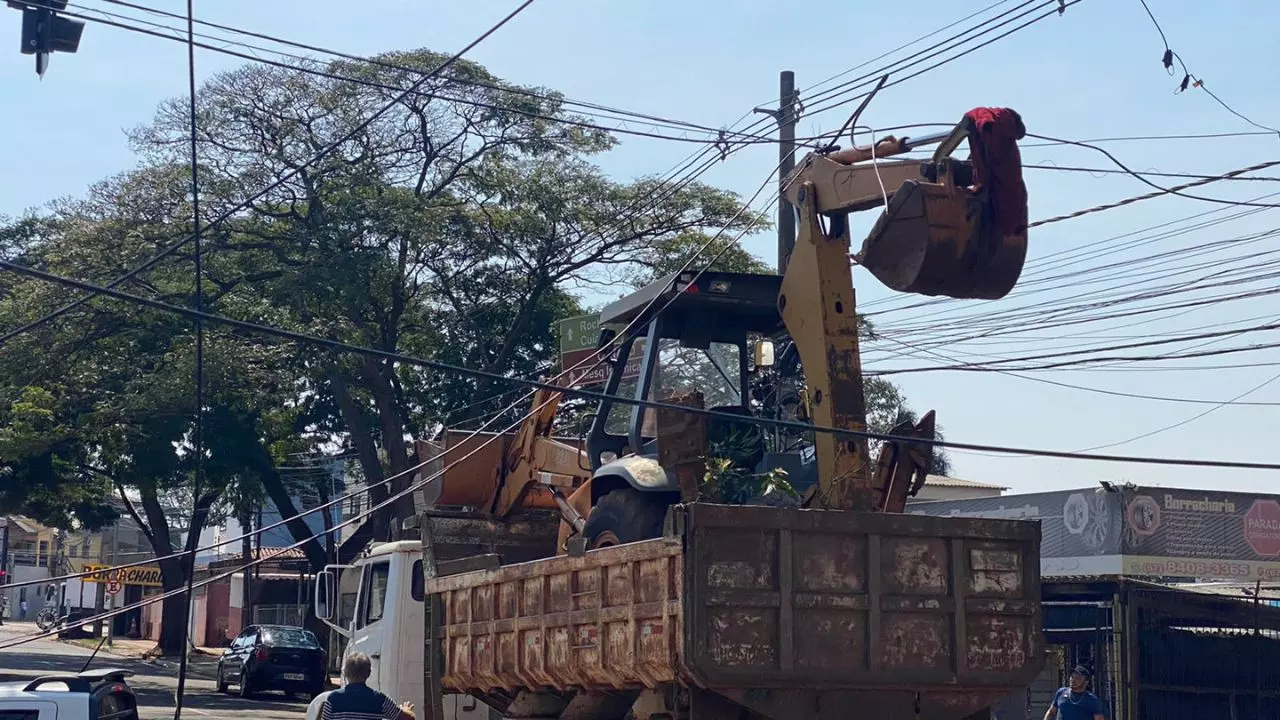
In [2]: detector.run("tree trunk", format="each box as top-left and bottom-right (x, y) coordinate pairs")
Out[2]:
(333, 371), (391, 552)
(255, 463), (329, 572)
(156, 556), (189, 655)
(362, 357), (416, 531)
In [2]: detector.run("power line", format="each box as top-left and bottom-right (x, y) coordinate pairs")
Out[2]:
(1028, 160), (1280, 227)
(79, 0), (769, 144)
(874, 332), (1280, 407)
(0, 0), (540, 346)
(49, 2), (754, 147)
(1026, 161), (1280, 183)
(1133, 0), (1280, 138)
(172, 0), (202, 712)
(798, 0), (1080, 122)
(9, 257), (1280, 471)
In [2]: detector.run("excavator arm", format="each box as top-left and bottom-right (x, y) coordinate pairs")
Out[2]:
(779, 110), (1029, 512)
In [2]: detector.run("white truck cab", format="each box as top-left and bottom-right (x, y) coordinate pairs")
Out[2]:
(309, 541), (493, 720)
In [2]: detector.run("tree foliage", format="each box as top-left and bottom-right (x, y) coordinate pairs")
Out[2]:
(0, 47), (957, 657)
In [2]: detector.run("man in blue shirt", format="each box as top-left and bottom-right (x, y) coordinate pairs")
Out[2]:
(319, 653), (415, 720)
(1044, 665), (1106, 720)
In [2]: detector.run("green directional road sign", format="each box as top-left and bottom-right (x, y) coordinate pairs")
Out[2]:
(558, 314), (600, 356)
(556, 313), (643, 387)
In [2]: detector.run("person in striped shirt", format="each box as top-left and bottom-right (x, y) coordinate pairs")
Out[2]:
(319, 653), (415, 720)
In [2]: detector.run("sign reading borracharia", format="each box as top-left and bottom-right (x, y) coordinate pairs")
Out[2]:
(909, 485), (1280, 581)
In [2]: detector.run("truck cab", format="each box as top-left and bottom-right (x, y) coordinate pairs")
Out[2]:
(311, 541), (494, 720)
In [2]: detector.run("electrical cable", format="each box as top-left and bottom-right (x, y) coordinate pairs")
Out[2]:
(1134, 0), (1280, 137)
(0, 0), (540, 347)
(1028, 160), (1280, 227)
(9, 258), (1280, 471)
(797, 0), (1081, 123)
(1026, 134), (1280, 208)
(172, 0), (203, 712)
(59, 0), (783, 148)
(0, 117), (792, 596)
(874, 331), (1280, 407)
(1025, 162), (1280, 183)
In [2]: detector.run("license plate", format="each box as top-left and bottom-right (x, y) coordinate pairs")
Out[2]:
(282, 673), (306, 681)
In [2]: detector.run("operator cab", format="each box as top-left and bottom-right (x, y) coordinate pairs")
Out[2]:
(585, 270), (816, 505)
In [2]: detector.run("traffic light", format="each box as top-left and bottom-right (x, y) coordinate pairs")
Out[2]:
(7, 0), (83, 77)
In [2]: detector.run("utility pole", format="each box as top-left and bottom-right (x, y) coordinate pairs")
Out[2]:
(0, 517), (10, 625)
(755, 70), (799, 272)
(106, 523), (117, 647)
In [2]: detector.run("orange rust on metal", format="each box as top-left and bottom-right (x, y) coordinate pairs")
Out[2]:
(680, 503), (1044, 720)
(872, 411), (937, 513)
(781, 181), (874, 512)
(826, 135), (912, 165)
(493, 386), (591, 518)
(426, 387), (590, 519)
(655, 390), (708, 503)
(427, 538), (684, 693)
(856, 161), (1027, 301)
(555, 478), (594, 555)
(428, 503), (1044, 719)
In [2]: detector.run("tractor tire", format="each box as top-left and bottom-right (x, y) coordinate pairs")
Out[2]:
(582, 488), (672, 549)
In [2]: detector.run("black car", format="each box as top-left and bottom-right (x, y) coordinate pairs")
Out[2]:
(216, 624), (327, 699)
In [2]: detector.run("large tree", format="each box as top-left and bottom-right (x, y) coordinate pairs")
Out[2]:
(0, 47), (774, 603)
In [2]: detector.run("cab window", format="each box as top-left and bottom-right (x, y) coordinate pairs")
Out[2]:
(358, 562), (391, 627)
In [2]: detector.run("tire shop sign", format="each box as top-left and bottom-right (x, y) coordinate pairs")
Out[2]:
(83, 564), (163, 587)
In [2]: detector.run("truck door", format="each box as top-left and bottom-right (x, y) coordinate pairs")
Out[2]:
(350, 559), (391, 690)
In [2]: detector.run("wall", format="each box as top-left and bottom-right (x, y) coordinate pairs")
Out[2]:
(9, 564), (53, 616)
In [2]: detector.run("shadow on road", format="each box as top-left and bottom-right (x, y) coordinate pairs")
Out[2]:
(133, 685), (313, 710)
(0, 649), (216, 683)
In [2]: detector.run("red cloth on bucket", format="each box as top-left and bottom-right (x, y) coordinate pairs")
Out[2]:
(963, 107), (1028, 237)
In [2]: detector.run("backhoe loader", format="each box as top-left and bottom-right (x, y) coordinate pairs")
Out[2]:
(318, 108), (1043, 720)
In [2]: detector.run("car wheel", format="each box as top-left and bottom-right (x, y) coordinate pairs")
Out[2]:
(215, 667), (228, 693)
(238, 673), (254, 699)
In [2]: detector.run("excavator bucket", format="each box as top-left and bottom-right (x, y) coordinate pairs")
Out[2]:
(846, 109), (1030, 301)
(855, 166), (1027, 300)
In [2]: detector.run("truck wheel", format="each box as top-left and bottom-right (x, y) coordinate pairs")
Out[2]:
(583, 488), (671, 548)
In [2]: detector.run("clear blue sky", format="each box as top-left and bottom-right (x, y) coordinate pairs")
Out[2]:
(3, 0), (1279, 495)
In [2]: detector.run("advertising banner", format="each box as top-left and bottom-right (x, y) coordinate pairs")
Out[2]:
(911, 485), (1280, 581)
(83, 563), (163, 587)
(909, 489), (1125, 577)
(1119, 488), (1280, 581)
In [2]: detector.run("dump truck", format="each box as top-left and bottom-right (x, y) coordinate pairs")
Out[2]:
(313, 108), (1045, 719)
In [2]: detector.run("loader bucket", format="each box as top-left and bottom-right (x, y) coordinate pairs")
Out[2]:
(854, 178), (1027, 300)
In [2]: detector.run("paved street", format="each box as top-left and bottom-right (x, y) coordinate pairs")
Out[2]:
(0, 622), (308, 720)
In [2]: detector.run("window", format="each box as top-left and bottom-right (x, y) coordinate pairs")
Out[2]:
(604, 337), (743, 438)
(0, 710), (42, 720)
(37, 540), (49, 567)
(359, 562), (391, 627)
(411, 560), (424, 602)
(262, 627), (320, 648)
(233, 628), (256, 648)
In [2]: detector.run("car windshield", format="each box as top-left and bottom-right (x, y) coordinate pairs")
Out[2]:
(261, 627), (319, 648)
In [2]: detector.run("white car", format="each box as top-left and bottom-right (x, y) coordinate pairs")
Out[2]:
(0, 669), (139, 720)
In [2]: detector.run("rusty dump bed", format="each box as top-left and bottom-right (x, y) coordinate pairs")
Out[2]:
(425, 503), (1044, 720)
